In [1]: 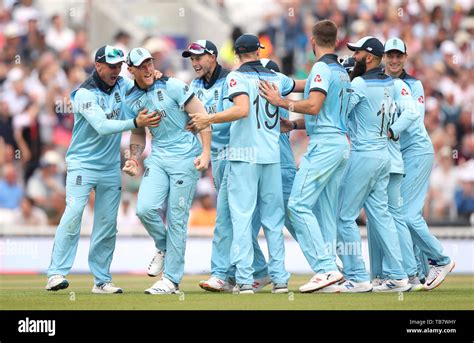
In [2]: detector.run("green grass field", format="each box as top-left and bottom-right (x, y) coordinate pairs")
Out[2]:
(1, 274), (473, 310)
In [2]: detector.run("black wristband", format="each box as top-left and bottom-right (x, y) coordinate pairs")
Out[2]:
(292, 121), (297, 130)
(133, 118), (138, 128)
(388, 128), (399, 141)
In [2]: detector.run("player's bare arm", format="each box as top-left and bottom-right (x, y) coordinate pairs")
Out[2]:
(280, 117), (306, 133)
(294, 79), (307, 92)
(184, 95), (211, 171)
(188, 93), (249, 132)
(123, 127), (146, 176)
(259, 80), (325, 115)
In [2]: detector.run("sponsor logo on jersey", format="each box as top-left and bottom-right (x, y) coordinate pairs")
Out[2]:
(106, 108), (120, 119)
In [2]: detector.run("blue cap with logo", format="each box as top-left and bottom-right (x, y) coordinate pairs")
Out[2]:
(347, 36), (384, 57)
(234, 34), (265, 54)
(126, 47), (154, 67)
(384, 38), (407, 54)
(95, 45), (126, 64)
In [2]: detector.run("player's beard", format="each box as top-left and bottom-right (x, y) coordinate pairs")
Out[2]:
(350, 57), (367, 80)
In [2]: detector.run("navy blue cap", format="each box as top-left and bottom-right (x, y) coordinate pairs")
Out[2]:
(347, 36), (384, 57)
(234, 34), (265, 54)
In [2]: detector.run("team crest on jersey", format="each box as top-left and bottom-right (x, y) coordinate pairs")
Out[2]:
(157, 90), (164, 101)
(314, 74), (322, 82)
(401, 88), (409, 96)
(183, 85), (189, 94)
(418, 95), (424, 104)
(135, 99), (143, 109)
(114, 92), (121, 103)
(214, 89), (219, 100)
(197, 90), (204, 99)
(229, 79), (237, 87)
(99, 98), (105, 109)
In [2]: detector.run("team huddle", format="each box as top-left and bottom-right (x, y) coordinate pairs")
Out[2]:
(45, 19), (454, 295)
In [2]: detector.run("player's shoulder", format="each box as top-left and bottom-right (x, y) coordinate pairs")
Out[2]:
(393, 78), (412, 95)
(400, 70), (419, 82)
(218, 66), (231, 80)
(75, 73), (98, 93)
(313, 54), (342, 72)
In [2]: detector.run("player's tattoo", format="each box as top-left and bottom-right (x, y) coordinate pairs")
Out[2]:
(130, 143), (145, 160)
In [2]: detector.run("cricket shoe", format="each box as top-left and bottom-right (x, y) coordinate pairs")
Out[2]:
(372, 278), (411, 292)
(371, 277), (384, 287)
(147, 249), (165, 277)
(92, 282), (123, 294)
(299, 270), (344, 293)
(312, 280), (344, 293)
(233, 284), (254, 294)
(271, 283), (289, 294)
(253, 275), (272, 293)
(408, 275), (424, 292)
(338, 280), (373, 293)
(144, 277), (180, 295)
(199, 276), (232, 292)
(424, 260), (455, 291)
(45, 275), (69, 291)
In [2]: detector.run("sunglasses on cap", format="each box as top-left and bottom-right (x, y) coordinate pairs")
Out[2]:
(187, 43), (213, 55)
(96, 48), (125, 62)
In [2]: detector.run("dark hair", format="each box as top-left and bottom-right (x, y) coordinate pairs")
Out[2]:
(232, 27), (243, 43)
(312, 20), (337, 47)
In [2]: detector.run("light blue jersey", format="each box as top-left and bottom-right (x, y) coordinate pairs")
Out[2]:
(123, 76), (202, 160)
(68, 72), (135, 170)
(387, 79), (420, 174)
(348, 67), (397, 151)
(190, 64), (231, 154)
(398, 70), (434, 156)
(226, 61), (295, 164)
(304, 54), (351, 136)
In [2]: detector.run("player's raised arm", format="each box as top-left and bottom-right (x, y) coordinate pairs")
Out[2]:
(74, 89), (159, 136)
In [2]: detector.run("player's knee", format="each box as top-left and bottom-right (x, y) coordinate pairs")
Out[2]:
(287, 199), (304, 217)
(136, 203), (153, 219)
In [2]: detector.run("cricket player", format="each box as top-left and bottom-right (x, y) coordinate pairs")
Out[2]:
(383, 38), (455, 291)
(181, 40), (270, 292)
(260, 20), (349, 293)
(189, 34), (293, 294)
(336, 36), (417, 293)
(46, 45), (160, 293)
(121, 48), (211, 294)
